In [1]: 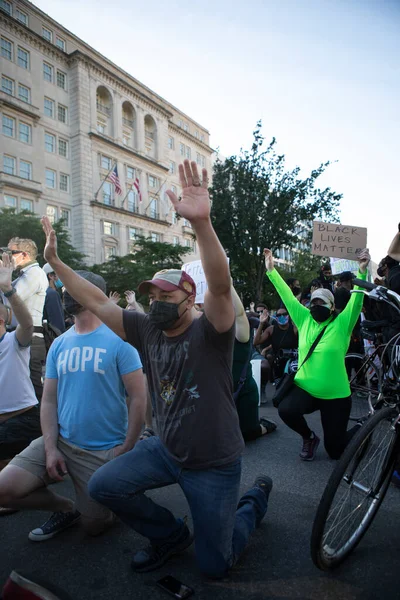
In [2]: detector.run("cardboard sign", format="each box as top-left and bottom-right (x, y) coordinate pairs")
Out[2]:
(182, 259), (207, 303)
(330, 257), (359, 276)
(312, 221), (367, 260)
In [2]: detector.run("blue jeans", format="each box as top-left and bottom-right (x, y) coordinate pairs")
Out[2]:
(88, 436), (269, 578)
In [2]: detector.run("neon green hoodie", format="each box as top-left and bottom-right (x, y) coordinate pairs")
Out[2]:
(267, 269), (367, 399)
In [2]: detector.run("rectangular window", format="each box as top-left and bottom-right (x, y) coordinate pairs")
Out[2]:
(102, 182), (113, 206)
(173, 236), (179, 246)
(0, 0), (12, 15)
(126, 166), (135, 179)
(4, 195), (16, 208)
(168, 136), (174, 150)
(171, 211), (177, 224)
(45, 133), (55, 153)
(149, 198), (158, 219)
(57, 104), (67, 123)
(60, 173), (69, 192)
(101, 155), (112, 170)
(2, 115), (15, 137)
(185, 146), (191, 159)
(56, 70), (66, 90)
(196, 153), (205, 168)
(56, 37), (66, 51)
(179, 142), (185, 156)
(18, 83), (30, 103)
(194, 131), (199, 139)
(43, 62), (53, 82)
(1, 75), (14, 95)
(44, 97), (55, 117)
(17, 47), (29, 69)
(61, 208), (70, 226)
(42, 27), (53, 43)
(45, 168), (56, 188)
(185, 238), (191, 248)
(19, 122), (31, 144)
(20, 198), (33, 212)
(183, 123), (189, 133)
(127, 190), (137, 213)
(148, 175), (157, 188)
(3, 155), (16, 175)
(150, 232), (160, 243)
(97, 121), (105, 134)
(103, 221), (116, 236)
(200, 133), (205, 142)
(20, 160), (32, 180)
(169, 161), (175, 174)
(58, 138), (68, 157)
(1, 37), (13, 61)
(128, 227), (139, 241)
(46, 205), (57, 224)
(104, 246), (116, 261)
(15, 9), (28, 25)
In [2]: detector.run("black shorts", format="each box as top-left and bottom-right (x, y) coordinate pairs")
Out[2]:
(0, 405), (42, 460)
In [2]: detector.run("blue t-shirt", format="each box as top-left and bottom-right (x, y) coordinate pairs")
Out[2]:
(46, 323), (142, 450)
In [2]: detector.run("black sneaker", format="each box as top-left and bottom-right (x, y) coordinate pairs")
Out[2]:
(131, 524), (193, 573)
(260, 418), (277, 434)
(252, 476), (273, 526)
(28, 510), (81, 542)
(299, 433), (320, 461)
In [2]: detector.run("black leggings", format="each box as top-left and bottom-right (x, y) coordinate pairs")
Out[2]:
(278, 385), (352, 459)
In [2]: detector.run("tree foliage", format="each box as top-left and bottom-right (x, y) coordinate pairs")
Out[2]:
(210, 122), (341, 305)
(0, 208), (85, 269)
(89, 237), (189, 306)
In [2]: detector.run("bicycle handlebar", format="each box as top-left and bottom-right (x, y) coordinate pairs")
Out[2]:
(353, 278), (377, 291)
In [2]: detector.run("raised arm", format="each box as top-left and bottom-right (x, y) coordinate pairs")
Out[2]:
(253, 310), (272, 345)
(166, 161), (233, 333)
(264, 249), (308, 328)
(339, 249), (370, 333)
(231, 285), (250, 343)
(41, 217), (126, 340)
(0, 253), (33, 346)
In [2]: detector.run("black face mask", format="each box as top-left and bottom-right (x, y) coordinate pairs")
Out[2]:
(148, 298), (187, 331)
(310, 305), (331, 323)
(292, 286), (301, 296)
(63, 292), (84, 316)
(377, 265), (386, 278)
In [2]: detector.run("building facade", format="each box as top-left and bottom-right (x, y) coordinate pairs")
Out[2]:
(0, 0), (213, 263)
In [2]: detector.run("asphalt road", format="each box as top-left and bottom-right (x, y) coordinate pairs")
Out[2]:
(1, 397), (400, 600)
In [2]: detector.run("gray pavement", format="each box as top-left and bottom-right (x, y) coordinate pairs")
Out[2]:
(1, 398), (400, 600)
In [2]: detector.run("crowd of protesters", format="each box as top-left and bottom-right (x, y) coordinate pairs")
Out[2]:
(0, 160), (399, 598)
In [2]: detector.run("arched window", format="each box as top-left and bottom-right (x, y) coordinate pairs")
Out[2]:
(122, 101), (135, 148)
(144, 114), (157, 159)
(96, 86), (113, 137)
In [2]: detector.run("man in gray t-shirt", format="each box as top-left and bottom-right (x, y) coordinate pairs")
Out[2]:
(41, 160), (273, 579)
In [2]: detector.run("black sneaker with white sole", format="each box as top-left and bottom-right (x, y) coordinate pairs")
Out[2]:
(28, 510), (81, 542)
(131, 524), (193, 573)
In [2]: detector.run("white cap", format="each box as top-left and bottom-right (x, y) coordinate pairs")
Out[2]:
(310, 288), (335, 307)
(42, 263), (55, 276)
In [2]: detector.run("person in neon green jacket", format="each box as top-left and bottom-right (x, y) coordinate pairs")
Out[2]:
(264, 247), (371, 462)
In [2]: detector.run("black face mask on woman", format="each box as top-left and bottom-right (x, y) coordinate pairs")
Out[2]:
(310, 305), (331, 323)
(148, 297), (188, 331)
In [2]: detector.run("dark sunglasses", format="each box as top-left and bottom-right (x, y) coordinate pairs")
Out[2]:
(277, 312), (288, 317)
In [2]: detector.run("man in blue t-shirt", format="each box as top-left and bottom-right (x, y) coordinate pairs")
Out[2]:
(0, 272), (146, 542)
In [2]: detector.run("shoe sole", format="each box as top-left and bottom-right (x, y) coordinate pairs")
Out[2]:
(132, 534), (194, 573)
(28, 516), (81, 542)
(299, 438), (320, 461)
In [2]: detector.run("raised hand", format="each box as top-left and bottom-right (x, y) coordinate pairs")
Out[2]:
(124, 290), (136, 305)
(263, 248), (274, 272)
(260, 308), (270, 324)
(0, 252), (14, 292)
(165, 160), (210, 224)
(358, 248), (371, 274)
(109, 291), (121, 304)
(41, 216), (59, 265)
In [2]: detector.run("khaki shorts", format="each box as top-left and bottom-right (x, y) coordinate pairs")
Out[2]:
(11, 436), (116, 520)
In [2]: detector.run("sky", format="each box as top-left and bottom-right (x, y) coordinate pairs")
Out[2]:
(35, 0), (400, 263)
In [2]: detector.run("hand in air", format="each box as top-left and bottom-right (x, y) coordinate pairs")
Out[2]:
(165, 160), (210, 224)
(358, 249), (371, 274)
(263, 248), (274, 272)
(0, 252), (14, 292)
(124, 290), (136, 305)
(259, 308), (270, 324)
(109, 291), (121, 304)
(41, 216), (59, 265)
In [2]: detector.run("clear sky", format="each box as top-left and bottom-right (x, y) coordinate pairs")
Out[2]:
(35, 0), (400, 263)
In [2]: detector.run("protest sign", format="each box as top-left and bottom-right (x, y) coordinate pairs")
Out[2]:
(312, 221), (367, 260)
(182, 259), (207, 303)
(330, 257), (359, 276)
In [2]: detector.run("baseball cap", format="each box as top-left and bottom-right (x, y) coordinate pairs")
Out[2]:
(75, 270), (107, 293)
(42, 263), (55, 275)
(138, 269), (196, 296)
(339, 271), (354, 282)
(310, 287), (335, 307)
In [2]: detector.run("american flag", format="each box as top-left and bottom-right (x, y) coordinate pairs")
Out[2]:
(107, 165), (122, 195)
(133, 176), (142, 202)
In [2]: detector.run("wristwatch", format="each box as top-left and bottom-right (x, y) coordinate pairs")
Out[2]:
(3, 288), (16, 298)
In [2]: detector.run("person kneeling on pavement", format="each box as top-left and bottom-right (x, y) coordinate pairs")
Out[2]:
(0, 271), (146, 540)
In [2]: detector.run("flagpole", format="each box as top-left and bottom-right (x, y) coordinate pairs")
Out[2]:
(120, 183), (133, 208)
(94, 162), (116, 201)
(143, 177), (168, 215)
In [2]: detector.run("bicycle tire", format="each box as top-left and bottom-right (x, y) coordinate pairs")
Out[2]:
(311, 405), (399, 571)
(345, 353), (381, 421)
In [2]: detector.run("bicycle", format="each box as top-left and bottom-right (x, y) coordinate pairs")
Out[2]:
(311, 279), (400, 571)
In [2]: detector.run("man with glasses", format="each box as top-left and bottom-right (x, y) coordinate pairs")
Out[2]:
(1, 238), (48, 400)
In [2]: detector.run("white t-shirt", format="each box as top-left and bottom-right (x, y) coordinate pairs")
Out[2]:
(0, 331), (38, 413)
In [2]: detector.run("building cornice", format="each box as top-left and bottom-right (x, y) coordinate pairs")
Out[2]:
(168, 122), (214, 155)
(0, 91), (41, 121)
(88, 132), (169, 173)
(90, 201), (172, 228)
(0, 12), (68, 65)
(0, 172), (42, 196)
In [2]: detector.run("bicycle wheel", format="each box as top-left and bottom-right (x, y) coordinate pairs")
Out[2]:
(390, 333), (400, 381)
(345, 353), (381, 421)
(311, 405), (399, 571)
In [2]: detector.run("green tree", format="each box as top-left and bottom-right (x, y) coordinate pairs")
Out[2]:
(0, 208), (85, 269)
(210, 122), (341, 305)
(89, 237), (189, 306)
